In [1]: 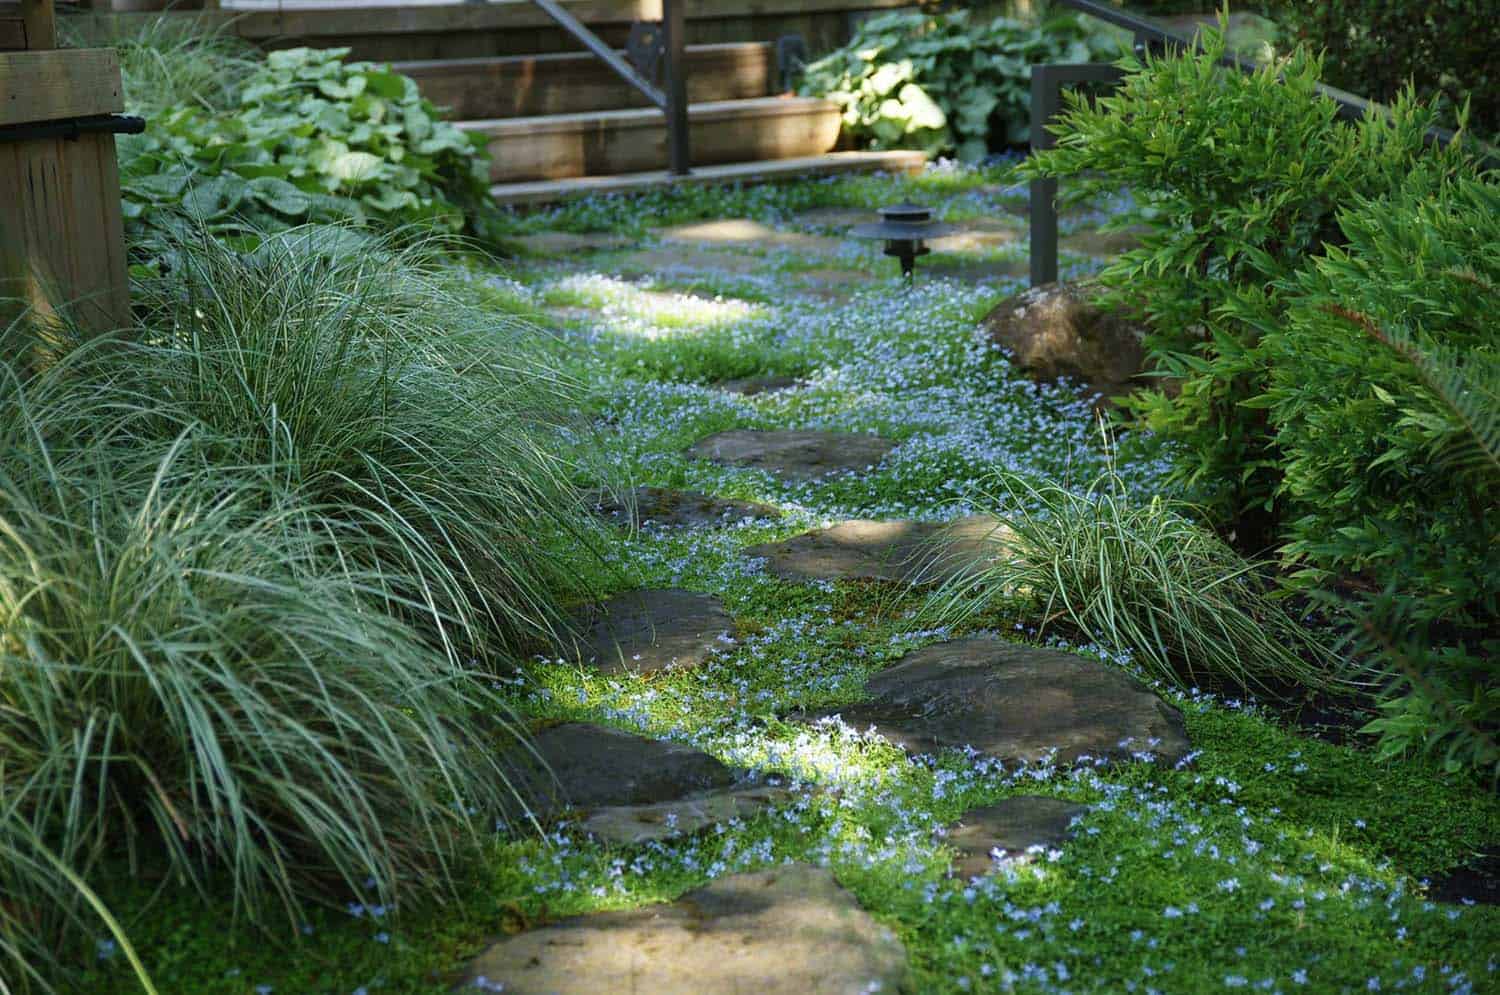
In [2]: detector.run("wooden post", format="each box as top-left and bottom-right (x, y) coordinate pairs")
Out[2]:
(0, 0), (133, 335)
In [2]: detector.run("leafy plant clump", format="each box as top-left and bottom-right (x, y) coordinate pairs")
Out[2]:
(799, 9), (1118, 161)
(0, 227), (601, 991)
(1259, 171), (1499, 778)
(120, 46), (491, 250)
(928, 468), (1345, 697)
(1019, 25), (1474, 551)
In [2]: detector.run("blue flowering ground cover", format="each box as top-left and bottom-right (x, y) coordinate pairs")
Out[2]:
(82, 166), (1497, 994)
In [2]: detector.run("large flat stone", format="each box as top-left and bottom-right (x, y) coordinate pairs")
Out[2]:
(590, 486), (781, 528)
(743, 516), (1008, 585)
(512, 723), (736, 820)
(943, 797), (1089, 879)
(560, 589), (734, 675)
(656, 218), (844, 254)
(582, 785), (795, 845)
(803, 636), (1190, 767)
(687, 429), (897, 481)
(717, 374), (802, 396)
(510, 231), (633, 256)
(461, 865), (911, 994)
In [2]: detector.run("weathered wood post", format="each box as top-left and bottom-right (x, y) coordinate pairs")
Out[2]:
(0, 0), (135, 335)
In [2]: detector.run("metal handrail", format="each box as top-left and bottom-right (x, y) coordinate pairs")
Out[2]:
(529, 0), (690, 175)
(1029, 0), (1496, 285)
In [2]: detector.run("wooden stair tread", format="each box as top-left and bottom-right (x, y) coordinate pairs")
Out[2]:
(457, 96), (837, 135)
(488, 151), (927, 206)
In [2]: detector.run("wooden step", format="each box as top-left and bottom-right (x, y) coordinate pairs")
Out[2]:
(396, 43), (773, 121)
(462, 97), (842, 185)
(488, 150), (927, 206)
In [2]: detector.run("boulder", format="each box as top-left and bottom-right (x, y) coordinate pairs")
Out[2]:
(980, 281), (1147, 404)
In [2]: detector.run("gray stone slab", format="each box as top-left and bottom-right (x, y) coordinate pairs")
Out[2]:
(510, 231), (633, 256)
(656, 218), (845, 254)
(802, 635), (1190, 767)
(743, 516), (1009, 585)
(460, 865), (911, 995)
(582, 785), (795, 845)
(590, 486), (781, 528)
(512, 722), (736, 821)
(687, 429), (898, 481)
(1059, 228), (1145, 257)
(943, 797), (1089, 879)
(560, 589), (734, 675)
(717, 374), (801, 396)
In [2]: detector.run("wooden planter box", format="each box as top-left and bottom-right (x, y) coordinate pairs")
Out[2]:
(1, 3), (131, 334)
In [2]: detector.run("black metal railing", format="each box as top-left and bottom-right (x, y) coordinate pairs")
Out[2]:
(530, 0), (689, 175)
(1029, 0), (1494, 287)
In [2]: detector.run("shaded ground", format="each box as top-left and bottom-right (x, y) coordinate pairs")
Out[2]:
(84, 165), (1499, 995)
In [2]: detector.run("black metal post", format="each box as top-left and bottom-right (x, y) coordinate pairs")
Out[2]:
(1028, 63), (1126, 288)
(662, 0), (690, 175)
(1029, 65), (1061, 288)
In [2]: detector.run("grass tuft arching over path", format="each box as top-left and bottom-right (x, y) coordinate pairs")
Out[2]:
(82, 167), (1497, 994)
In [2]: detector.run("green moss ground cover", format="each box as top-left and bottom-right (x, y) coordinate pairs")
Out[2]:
(78, 169), (1497, 994)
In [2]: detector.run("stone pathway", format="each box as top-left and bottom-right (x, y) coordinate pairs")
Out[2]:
(461, 865), (910, 995)
(942, 796), (1089, 879)
(744, 516), (1008, 585)
(687, 429), (898, 481)
(464, 200), (1201, 992)
(559, 589), (733, 674)
(589, 485), (781, 528)
(799, 635), (1191, 767)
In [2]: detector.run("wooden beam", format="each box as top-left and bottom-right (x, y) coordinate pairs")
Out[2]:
(0, 48), (123, 126)
(20, 0), (54, 49)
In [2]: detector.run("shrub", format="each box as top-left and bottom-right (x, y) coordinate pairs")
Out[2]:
(927, 468), (1345, 697)
(1280, 0), (1499, 139)
(1257, 171), (1499, 777)
(1018, 25), (1469, 550)
(798, 8), (1118, 161)
(119, 45), (491, 248)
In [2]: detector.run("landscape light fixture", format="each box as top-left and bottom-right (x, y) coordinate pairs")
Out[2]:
(851, 202), (955, 284)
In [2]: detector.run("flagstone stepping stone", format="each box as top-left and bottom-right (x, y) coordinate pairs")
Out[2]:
(559, 589), (733, 675)
(744, 516), (1008, 585)
(687, 429), (897, 481)
(460, 864), (911, 994)
(801, 635), (1191, 767)
(717, 373), (801, 396)
(509, 724), (793, 846)
(582, 784), (795, 845)
(512, 722), (736, 820)
(510, 231), (633, 256)
(589, 486), (781, 528)
(1060, 227), (1146, 257)
(616, 246), (768, 277)
(656, 218), (844, 254)
(942, 796), (1089, 879)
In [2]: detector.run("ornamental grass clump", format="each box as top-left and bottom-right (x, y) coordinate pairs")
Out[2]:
(929, 469), (1347, 697)
(117, 225), (596, 658)
(0, 225), (600, 991)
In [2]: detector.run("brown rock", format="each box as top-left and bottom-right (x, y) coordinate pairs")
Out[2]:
(460, 865), (911, 994)
(980, 281), (1147, 403)
(717, 374), (801, 396)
